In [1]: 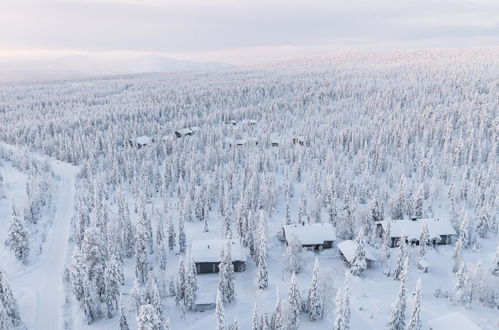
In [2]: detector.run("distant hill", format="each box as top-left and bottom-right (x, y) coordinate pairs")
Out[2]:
(0, 54), (233, 82)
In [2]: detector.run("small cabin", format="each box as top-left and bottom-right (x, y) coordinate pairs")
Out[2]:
(281, 222), (336, 250)
(270, 134), (280, 147)
(248, 119), (257, 125)
(191, 239), (247, 274)
(227, 137), (258, 147)
(428, 311), (481, 330)
(194, 291), (215, 312)
(417, 258), (429, 273)
(292, 136), (306, 146)
(227, 120), (238, 126)
(376, 217), (457, 248)
(337, 240), (377, 269)
(175, 127), (199, 138)
(128, 136), (153, 148)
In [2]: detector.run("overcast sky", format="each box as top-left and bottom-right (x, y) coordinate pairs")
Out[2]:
(0, 0), (498, 65)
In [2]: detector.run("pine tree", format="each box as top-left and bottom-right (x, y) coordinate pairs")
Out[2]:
(184, 253), (198, 310)
(306, 258), (322, 321)
(218, 240), (235, 303)
(0, 268), (21, 327)
(393, 235), (408, 280)
(454, 262), (467, 305)
(475, 206), (489, 239)
(228, 317), (239, 330)
(167, 217), (176, 252)
(129, 279), (144, 314)
(136, 304), (161, 330)
(333, 288), (344, 330)
(256, 216), (268, 290)
(271, 288), (285, 330)
(156, 220), (167, 271)
(70, 249), (87, 302)
(288, 272), (301, 330)
(216, 290), (224, 330)
(178, 216), (186, 254)
(82, 275), (96, 324)
(452, 238), (463, 273)
(81, 226), (107, 300)
(135, 222), (149, 285)
(175, 258), (186, 310)
(418, 223), (429, 258)
(350, 227), (367, 276)
(105, 257), (124, 318)
(119, 194), (135, 258)
(285, 236), (303, 274)
(407, 279), (422, 330)
(145, 274), (162, 320)
(382, 221), (392, 276)
(388, 257), (409, 330)
(5, 203), (30, 264)
(252, 304), (260, 330)
(458, 212), (470, 249)
(333, 273), (350, 330)
(119, 305), (130, 330)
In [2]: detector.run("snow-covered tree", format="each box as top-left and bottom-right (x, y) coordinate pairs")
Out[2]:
(350, 227), (367, 276)
(0, 268), (21, 327)
(393, 235), (408, 280)
(218, 240), (235, 303)
(215, 290), (224, 330)
(287, 272), (301, 330)
(407, 279), (422, 330)
(382, 220), (392, 276)
(388, 257), (409, 330)
(5, 203), (30, 263)
(306, 258), (322, 321)
(418, 223), (429, 258)
(136, 304), (161, 330)
(285, 235), (303, 274)
(256, 217), (268, 290)
(492, 245), (499, 276)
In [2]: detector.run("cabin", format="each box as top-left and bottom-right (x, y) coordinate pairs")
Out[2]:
(428, 311), (481, 330)
(281, 222), (336, 250)
(227, 137), (258, 147)
(174, 126), (199, 138)
(292, 136), (306, 146)
(194, 291), (216, 312)
(270, 134), (280, 147)
(227, 120), (238, 126)
(191, 239), (247, 274)
(376, 217), (457, 248)
(248, 119), (257, 125)
(128, 136), (153, 148)
(337, 240), (377, 269)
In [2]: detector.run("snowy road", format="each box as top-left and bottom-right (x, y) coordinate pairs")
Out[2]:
(3, 145), (78, 330)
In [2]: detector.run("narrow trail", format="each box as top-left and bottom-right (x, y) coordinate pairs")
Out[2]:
(3, 144), (78, 330)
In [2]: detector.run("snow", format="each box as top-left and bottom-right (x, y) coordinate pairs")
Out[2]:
(427, 311), (482, 330)
(2, 143), (78, 330)
(337, 240), (376, 263)
(378, 218), (457, 240)
(191, 239), (247, 263)
(132, 136), (152, 146)
(282, 223), (336, 245)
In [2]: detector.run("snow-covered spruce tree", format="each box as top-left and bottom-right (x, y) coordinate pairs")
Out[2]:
(135, 222), (150, 285)
(319, 267), (335, 319)
(288, 272), (301, 330)
(70, 249), (87, 302)
(350, 226), (367, 276)
(175, 258), (186, 311)
(256, 218), (268, 290)
(167, 216), (176, 252)
(393, 235), (408, 280)
(119, 304), (130, 330)
(271, 288), (285, 330)
(184, 253), (198, 310)
(136, 304), (161, 330)
(215, 290), (224, 330)
(155, 219), (167, 271)
(407, 278), (422, 330)
(178, 215), (186, 254)
(333, 272), (350, 330)
(458, 211), (470, 249)
(337, 188), (355, 239)
(81, 226), (107, 301)
(145, 274), (162, 320)
(251, 304), (260, 330)
(129, 279), (144, 315)
(387, 257), (409, 330)
(418, 223), (429, 258)
(228, 317), (239, 330)
(0, 268), (21, 327)
(306, 258), (322, 321)
(333, 288), (344, 330)
(218, 239), (235, 303)
(475, 206), (490, 239)
(5, 203), (30, 264)
(382, 220), (392, 276)
(452, 238), (463, 273)
(104, 257), (124, 318)
(285, 235), (303, 274)
(82, 274), (97, 324)
(118, 190), (135, 259)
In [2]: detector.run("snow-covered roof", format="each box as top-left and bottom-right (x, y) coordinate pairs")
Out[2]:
(283, 223), (336, 245)
(337, 240), (376, 263)
(191, 239), (247, 263)
(130, 136), (152, 146)
(418, 258), (429, 268)
(378, 218), (456, 240)
(428, 311), (481, 330)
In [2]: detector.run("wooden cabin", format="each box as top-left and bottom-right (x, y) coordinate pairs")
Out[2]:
(191, 239), (247, 274)
(376, 217), (457, 248)
(175, 126), (199, 138)
(281, 222), (336, 250)
(128, 136), (153, 148)
(337, 240), (377, 269)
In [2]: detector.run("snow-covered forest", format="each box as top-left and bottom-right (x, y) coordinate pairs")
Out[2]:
(0, 48), (498, 330)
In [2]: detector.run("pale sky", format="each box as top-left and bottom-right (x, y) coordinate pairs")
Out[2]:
(1, 0), (498, 65)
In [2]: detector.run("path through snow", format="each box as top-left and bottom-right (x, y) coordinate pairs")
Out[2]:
(3, 144), (78, 330)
